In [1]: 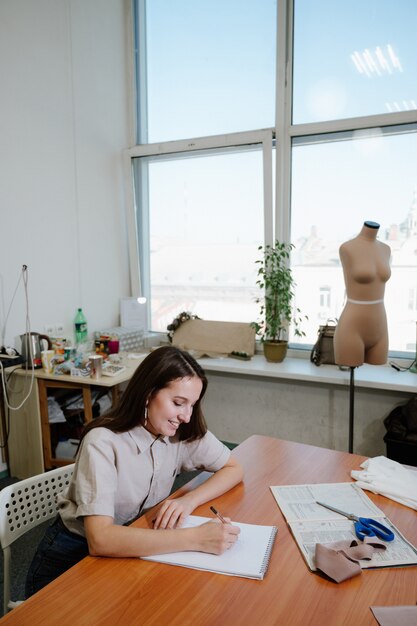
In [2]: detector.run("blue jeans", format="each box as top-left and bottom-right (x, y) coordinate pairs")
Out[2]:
(25, 515), (89, 598)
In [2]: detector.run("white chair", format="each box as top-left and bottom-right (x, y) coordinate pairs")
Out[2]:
(0, 464), (74, 615)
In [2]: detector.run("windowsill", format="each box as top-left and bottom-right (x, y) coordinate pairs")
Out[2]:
(145, 333), (416, 393)
(198, 354), (417, 393)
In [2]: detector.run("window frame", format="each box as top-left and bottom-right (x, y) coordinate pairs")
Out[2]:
(124, 129), (274, 304)
(126, 0), (417, 355)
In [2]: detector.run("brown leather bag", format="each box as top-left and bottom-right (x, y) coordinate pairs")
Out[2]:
(310, 321), (337, 366)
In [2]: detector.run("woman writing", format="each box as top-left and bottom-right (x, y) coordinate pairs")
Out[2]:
(334, 221), (391, 367)
(26, 346), (243, 596)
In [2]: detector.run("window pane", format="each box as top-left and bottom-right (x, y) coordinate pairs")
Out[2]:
(134, 148), (265, 332)
(293, 0), (417, 124)
(290, 125), (417, 353)
(142, 0), (277, 143)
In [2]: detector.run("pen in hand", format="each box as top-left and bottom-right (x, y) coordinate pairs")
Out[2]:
(210, 505), (227, 524)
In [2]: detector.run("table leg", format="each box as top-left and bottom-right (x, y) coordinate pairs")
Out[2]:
(111, 385), (120, 407)
(38, 379), (52, 470)
(38, 379), (116, 470)
(0, 383), (10, 470)
(82, 386), (93, 422)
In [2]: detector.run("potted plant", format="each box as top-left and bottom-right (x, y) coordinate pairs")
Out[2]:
(252, 241), (306, 362)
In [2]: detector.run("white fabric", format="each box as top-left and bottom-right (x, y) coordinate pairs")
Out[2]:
(351, 456), (417, 510)
(47, 397), (66, 423)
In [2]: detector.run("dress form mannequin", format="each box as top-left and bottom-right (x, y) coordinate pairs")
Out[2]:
(334, 221), (391, 367)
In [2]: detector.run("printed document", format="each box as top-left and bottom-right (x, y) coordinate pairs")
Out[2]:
(270, 482), (417, 571)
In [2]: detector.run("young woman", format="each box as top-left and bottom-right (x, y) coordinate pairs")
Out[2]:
(26, 346), (243, 597)
(334, 221), (391, 367)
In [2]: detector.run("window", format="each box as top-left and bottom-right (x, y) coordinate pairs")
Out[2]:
(136, 0), (277, 143)
(409, 288), (417, 312)
(291, 125), (417, 350)
(293, 0), (417, 124)
(318, 287), (331, 320)
(319, 288), (331, 310)
(128, 0), (417, 355)
(131, 141), (269, 332)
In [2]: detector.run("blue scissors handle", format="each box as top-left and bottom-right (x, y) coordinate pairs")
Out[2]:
(355, 517), (395, 542)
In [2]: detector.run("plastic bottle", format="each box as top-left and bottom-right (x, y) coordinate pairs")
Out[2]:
(74, 308), (88, 344)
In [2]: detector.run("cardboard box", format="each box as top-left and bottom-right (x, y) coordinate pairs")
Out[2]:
(171, 320), (256, 357)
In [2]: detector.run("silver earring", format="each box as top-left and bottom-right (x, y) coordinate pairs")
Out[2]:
(144, 406), (148, 427)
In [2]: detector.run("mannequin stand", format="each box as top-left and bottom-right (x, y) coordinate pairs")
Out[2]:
(348, 367), (355, 453)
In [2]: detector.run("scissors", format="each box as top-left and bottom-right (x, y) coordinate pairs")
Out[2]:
(316, 501), (395, 542)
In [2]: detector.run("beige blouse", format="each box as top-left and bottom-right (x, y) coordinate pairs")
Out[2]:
(57, 426), (230, 536)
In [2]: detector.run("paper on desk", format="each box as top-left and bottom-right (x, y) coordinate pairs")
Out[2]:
(141, 515), (277, 579)
(371, 605), (417, 626)
(271, 482), (383, 522)
(270, 483), (417, 571)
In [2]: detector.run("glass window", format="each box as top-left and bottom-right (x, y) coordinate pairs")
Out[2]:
(131, 0), (417, 358)
(139, 0), (277, 143)
(318, 286), (331, 318)
(409, 288), (417, 311)
(133, 147), (265, 331)
(290, 125), (417, 352)
(293, 0), (417, 124)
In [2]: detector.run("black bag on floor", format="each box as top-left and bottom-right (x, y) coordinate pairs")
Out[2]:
(384, 397), (417, 466)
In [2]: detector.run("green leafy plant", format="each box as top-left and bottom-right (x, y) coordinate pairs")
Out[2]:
(252, 241), (307, 343)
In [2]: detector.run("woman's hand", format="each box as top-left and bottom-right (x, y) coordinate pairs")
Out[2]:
(153, 495), (195, 529)
(153, 497), (240, 555)
(194, 519), (240, 555)
(84, 513), (239, 558)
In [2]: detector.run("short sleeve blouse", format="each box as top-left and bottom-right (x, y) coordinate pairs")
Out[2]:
(58, 426), (230, 536)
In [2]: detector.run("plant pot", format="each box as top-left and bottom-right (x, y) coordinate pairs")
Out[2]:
(263, 340), (288, 363)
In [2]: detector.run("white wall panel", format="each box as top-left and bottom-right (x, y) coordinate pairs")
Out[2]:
(0, 0), (131, 348)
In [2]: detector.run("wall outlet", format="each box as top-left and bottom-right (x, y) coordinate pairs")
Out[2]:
(44, 324), (55, 336)
(56, 323), (65, 336)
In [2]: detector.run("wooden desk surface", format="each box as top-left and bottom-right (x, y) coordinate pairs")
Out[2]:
(1, 436), (416, 626)
(11, 354), (146, 387)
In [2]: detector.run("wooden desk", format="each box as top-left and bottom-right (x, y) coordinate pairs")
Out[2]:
(36, 373), (126, 470)
(6, 359), (144, 477)
(1, 436), (416, 625)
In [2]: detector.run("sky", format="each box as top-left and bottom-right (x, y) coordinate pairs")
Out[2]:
(144, 0), (417, 137)
(139, 0), (417, 244)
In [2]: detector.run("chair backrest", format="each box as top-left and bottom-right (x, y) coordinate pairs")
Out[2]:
(0, 464), (75, 550)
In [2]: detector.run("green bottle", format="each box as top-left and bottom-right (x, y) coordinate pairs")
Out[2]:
(74, 308), (88, 344)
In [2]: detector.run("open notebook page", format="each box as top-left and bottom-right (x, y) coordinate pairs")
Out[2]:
(141, 515), (277, 580)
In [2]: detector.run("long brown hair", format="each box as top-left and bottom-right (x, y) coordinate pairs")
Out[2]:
(81, 346), (208, 442)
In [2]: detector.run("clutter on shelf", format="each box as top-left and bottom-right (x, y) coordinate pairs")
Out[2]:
(94, 326), (145, 352)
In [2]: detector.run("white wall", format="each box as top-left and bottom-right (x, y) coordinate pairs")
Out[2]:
(203, 372), (408, 458)
(0, 0), (132, 349)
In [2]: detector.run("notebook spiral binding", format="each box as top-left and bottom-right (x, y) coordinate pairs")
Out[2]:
(260, 526), (278, 577)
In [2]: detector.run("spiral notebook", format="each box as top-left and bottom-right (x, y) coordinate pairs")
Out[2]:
(141, 515), (277, 580)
